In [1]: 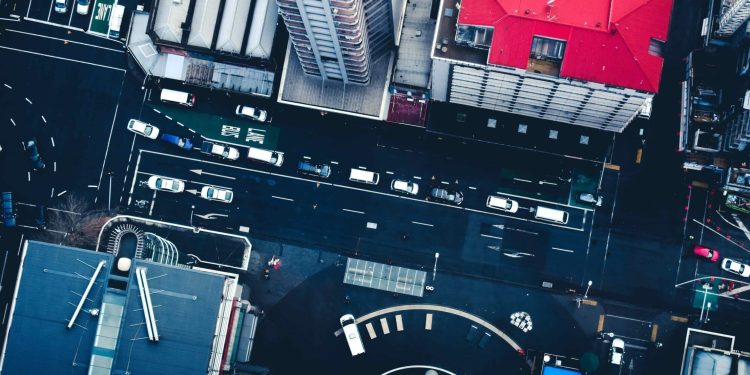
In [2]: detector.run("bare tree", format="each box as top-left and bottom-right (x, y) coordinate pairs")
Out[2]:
(36, 194), (113, 249)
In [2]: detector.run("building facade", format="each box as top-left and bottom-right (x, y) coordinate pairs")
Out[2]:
(276, 0), (393, 84)
(431, 0), (673, 132)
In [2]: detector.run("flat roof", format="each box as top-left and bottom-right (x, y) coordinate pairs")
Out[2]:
(343, 258), (427, 297)
(278, 42), (392, 119)
(0, 241), (234, 374)
(438, 0), (673, 92)
(392, 0), (435, 88)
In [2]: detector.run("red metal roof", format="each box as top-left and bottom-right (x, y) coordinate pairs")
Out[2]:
(456, 0), (673, 92)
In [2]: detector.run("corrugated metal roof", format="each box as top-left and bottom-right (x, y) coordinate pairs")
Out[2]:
(456, 0), (673, 92)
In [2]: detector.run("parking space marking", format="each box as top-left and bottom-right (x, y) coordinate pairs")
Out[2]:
(386, 171), (394, 175)
(27, 172), (30, 181)
(330, 161), (339, 165)
(41, 115), (46, 123)
(366, 322), (377, 339)
(412, 221), (433, 227)
(46, 0), (52, 22)
(302, 156), (310, 159)
(57, 190), (67, 197)
(17, 234), (25, 256)
(271, 195), (294, 202)
(480, 234), (503, 240)
(440, 181), (449, 185)
(50, 137), (55, 147)
(24, 98), (31, 104)
(9, 119), (15, 126)
(380, 318), (390, 335)
(396, 315), (403, 331)
(53, 161), (56, 172)
(605, 314), (651, 325)
(3, 84), (12, 89)
(343, 208), (365, 214)
(425, 313), (433, 330)
(552, 247), (574, 253)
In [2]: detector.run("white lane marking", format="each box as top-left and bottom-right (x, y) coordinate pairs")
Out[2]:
(271, 195), (294, 202)
(358, 166), (366, 169)
(148, 191), (157, 216)
(495, 190), (592, 212)
(0, 45), (126, 72)
(96, 78), (125, 192)
(88, 184), (97, 188)
(330, 161), (339, 165)
(50, 137), (55, 147)
(343, 208), (365, 214)
(552, 247), (574, 253)
(0, 251), (8, 293)
(41, 115), (46, 123)
(17, 234), (24, 256)
(25, 97), (32, 104)
(481, 234), (503, 240)
(3, 84), (11, 89)
(188, 128), (196, 133)
(4, 29), (125, 53)
(441, 181), (450, 185)
(153, 108), (161, 114)
(50, 187), (54, 198)
(57, 190), (67, 197)
(127, 151), (143, 205)
(411, 221), (434, 227)
(9, 119), (15, 126)
(46, 0), (52, 21)
(53, 161), (57, 172)
(303, 156), (311, 159)
(165, 115), (172, 120)
(469, 186), (477, 190)
(413, 176), (422, 180)
(177, 122), (184, 126)
(27, 172), (30, 181)
(2, 303), (7, 326)
(386, 171), (394, 175)
(513, 178), (532, 183)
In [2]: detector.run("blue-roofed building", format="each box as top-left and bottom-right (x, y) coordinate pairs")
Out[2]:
(0, 241), (258, 375)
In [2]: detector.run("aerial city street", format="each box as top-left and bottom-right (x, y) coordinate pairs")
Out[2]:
(1, 0), (750, 374)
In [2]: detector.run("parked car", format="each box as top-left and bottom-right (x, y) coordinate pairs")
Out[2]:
(76, 0), (90, 15)
(235, 105), (269, 122)
(200, 141), (240, 160)
(391, 179), (419, 195)
(54, 0), (68, 13)
(578, 192), (603, 207)
(693, 245), (720, 262)
(147, 175), (185, 193)
(610, 338), (625, 365)
(127, 119), (159, 139)
(297, 161), (331, 178)
(486, 195), (519, 213)
(2, 192), (15, 228)
(200, 186), (233, 203)
(721, 258), (750, 277)
(160, 134), (193, 150)
(430, 188), (464, 205)
(26, 139), (46, 170)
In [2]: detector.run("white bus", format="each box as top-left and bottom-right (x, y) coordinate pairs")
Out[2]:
(339, 314), (365, 356)
(108, 4), (125, 39)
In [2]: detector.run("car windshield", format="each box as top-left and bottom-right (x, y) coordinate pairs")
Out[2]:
(222, 149), (229, 157)
(207, 188), (215, 196)
(155, 178), (164, 188)
(144, 126), (153, 135)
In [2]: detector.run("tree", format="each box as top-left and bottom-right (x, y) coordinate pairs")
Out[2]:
(35, 194), (113, 249)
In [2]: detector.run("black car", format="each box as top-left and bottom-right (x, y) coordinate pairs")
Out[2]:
(430, 187), (464, 205)
(297, 161), (331, 178)
(26, 139), (45, 170)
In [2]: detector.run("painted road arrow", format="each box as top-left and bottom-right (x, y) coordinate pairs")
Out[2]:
(190, 169), (236, 180)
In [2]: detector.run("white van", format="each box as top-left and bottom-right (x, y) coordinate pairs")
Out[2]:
(349, 168), (379, 185)
(108, 4), (125, 38)
(339, 314), (365, 356)
(247, 147), (284, 167)
(160, 89), (196, 107)
(534, 206), (569, 224)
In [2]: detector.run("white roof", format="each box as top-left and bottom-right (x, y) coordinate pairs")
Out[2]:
(245, 0), (278, 59)
(216, 0), (252, 54)
(188, 0), (220, 49)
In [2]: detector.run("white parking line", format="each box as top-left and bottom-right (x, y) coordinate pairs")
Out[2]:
(88, 184), (97, 188)
(41, 115), (46, 123)
(271, 195), (294, 202)
(50, 137), (55, 147)
(330, 161), (339, 165)
(57, 190), (67, 197)
(358, 166), (366, 169)
(413, 176), (422, 180)
(342, 208), (365, 214)
(480, 234), (503, 240)
(9, 119), (15, 126)
(440, 181), (449, 185)
(469, 186), (477, 190)
(23, 97), (30, 104)
(386, 171), (394, 175)
(0, 45), (126, 72)
(46, 0), (52, 22)
(148, 190), (157, 216)
(3, 84), (11, 89)
(411, 221), (434, 227)
(53, 161), (56, 172)
(303, 156), (311, 159)
(50, 187), (54, 198)
(27, 172), (30, 181)
(552, 247), (574, 253)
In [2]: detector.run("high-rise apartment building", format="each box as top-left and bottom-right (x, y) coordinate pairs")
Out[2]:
(276, 0), (393, 84)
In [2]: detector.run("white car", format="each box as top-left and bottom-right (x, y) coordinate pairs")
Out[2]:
(721, 258), (750, 277)
(236, 105), (269, 122)
(200, 186), (233, 203)
(54, 0), (68, 13)
(610, 338), (625, 365)
(486, 195), (519, 213)
(76, 0), (90, 15)
(127, 119), (160, 139)
(390, 179), (419, 195)
(147, 176), (185, 193)
(201, 142), (240, 160)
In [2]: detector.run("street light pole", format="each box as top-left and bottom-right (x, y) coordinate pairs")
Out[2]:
(107, 172), (113, 211)
(583, 280), (593, 299)
(705, 302), (712, 323)
(432, 252), (440, 282)
(190, 205), (195, 226)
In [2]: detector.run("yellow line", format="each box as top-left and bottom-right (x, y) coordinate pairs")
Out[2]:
(605, 163), (621, 171)
(691, 181), (708, 189)
(651, 324), (659, 342)
(582, 299), (598, 306)
(671, 315), (689, 323)
(597, 314), (605, 332)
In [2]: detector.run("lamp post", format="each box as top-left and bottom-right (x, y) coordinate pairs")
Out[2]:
(583, 280), (593, 299)
(190, 205), (195, 226)
(698, 283), (711, 322)
(705, 302), (712, 323)
(432, 252), (440, 281)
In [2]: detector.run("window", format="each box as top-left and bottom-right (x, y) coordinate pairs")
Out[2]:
(527, 36), (566, 77)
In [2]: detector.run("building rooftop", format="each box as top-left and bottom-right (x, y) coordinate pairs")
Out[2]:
(278, 42), (393, 119)
(392, 0), (436, 88)
(436, 0), (673, 92)
(0, 241), (237, 374)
